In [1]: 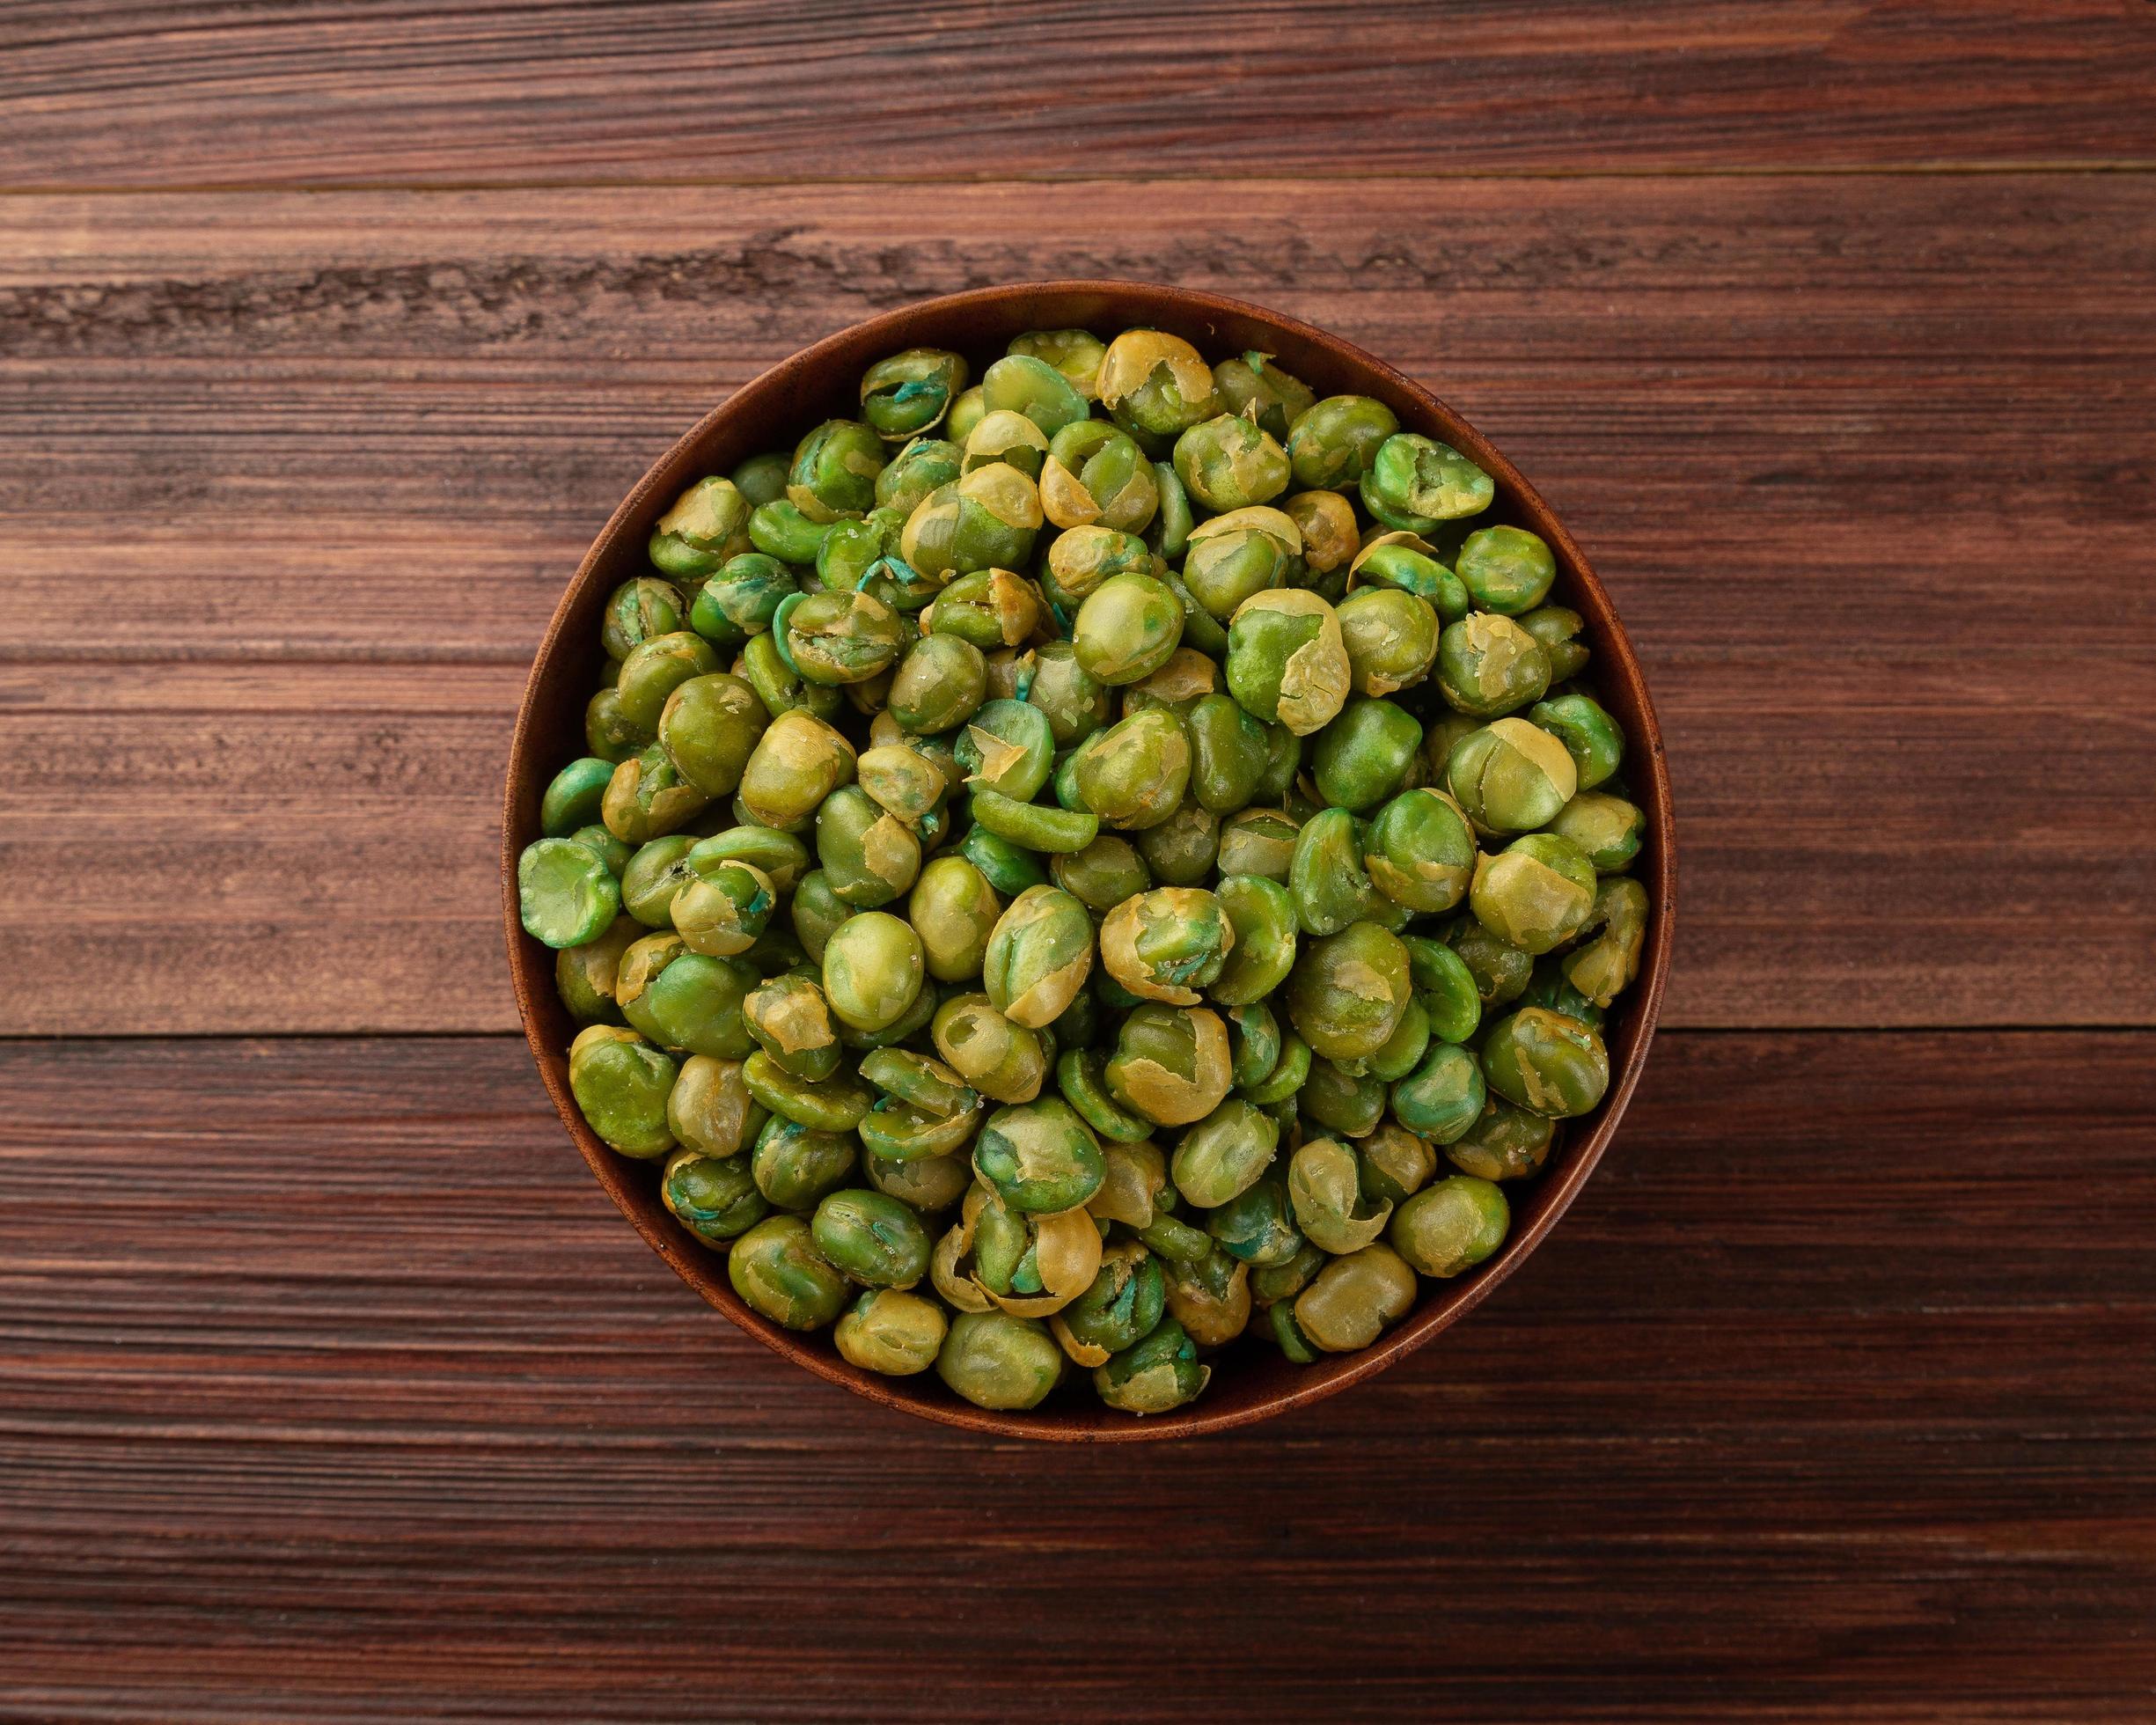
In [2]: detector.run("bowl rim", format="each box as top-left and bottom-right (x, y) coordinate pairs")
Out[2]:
(502, 279), (1676, 1442)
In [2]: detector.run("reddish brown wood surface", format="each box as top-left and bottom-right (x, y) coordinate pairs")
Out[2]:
(3, 1), (2152, 187)
(1, 1031), (2150, 1719)
(4, 175), (2152, 1032)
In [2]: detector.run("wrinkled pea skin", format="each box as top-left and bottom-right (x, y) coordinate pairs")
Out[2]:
(541, 326), (1648, 1420)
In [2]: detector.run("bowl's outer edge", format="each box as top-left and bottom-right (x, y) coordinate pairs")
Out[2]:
(502, 281), (1676, 1442)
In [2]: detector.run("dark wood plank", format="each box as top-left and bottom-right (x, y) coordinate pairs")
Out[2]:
(2, 0), (2152, 188)
(3, 177), (2150, 1033)
(0, 1029), (2150, 1720)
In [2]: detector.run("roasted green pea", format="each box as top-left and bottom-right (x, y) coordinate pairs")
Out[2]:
(1294, 1241), (1417, 1353)
(972, 1096), (1105, 1215)
(688, 553), (796, 648)
(854, 744), (947, 828)
(600, 745), (708, 845)
(963, 408), (1050, 481)
(568, 1024), (677, 1157)
(657, 673), (767, 800)
(875, 436), (964, 517)
(519, 837), (625, 949)
(730, 1213), (849, 1329)
(740, 629), (843, 724)
(1207, 875), (1298, 1007)
(1224, 588), (1351, 736)
(1361, 433), (1493, 532)
(1446, 1097), (1557, 1181)
(1287, 1138), (1393, 1253)
(1391, 1043), (1488, 1144)
(742, 972), (840, 1082)
(1133, 801), (1218, 886)
(1093, 1317), (1210, 1413)
(1447, 915), (1535, 1010)
(1053, 1243), (1165, 1363)
(555, 914), (640, 1024)
(1529, 693), (1624, 790)
(1564, 876), (1650, 1009)
(1518, 604), (1591, 682)
(820, 910), (924, 1033)
(806, 1187), (930, 1288)
(1184, 505), (1301, 622)
(970, 789), (1100, 855)
(1215, 807), (1300, 882)
(1287, 808), (1392, 936)
(1410, 936), (1483, 1046)
(744, 1048), (871, 1134)
(672, 858), (776, 958)
(780, 587), (904, 687)
(750, 1116), (858, 1213)
(1109, 1003), (1234, 1129)
(1311, 696), (1423, 814)
(864, 1147), (973, 1213)
(951, 700), (1050, 803)
(620, 940), (757, 1060)
(737, 709), (856, 829)
(883, 635), (985, 736)
(814, 784), (922, 908)
(661, 1146), (768, 1246)
(1173, 1096), (1283, 1215)
(1522, 956), (1606, 1032)
(1358, 789), (1473, 918)
(1286, 395), (1398, 492)
(649, 478), (752, 581)
(748, 497), (834, 566)
(1093, 886), (1225, 1006)
(1023, 639), (1111, 746)
(1008, 328), (1107, 397)
(1390, 1175), (1509, 1278)
(1446, 716), (1579, 833)
(928, 566), (1044, 650)
(776, 872), (840, 968)
(945, 385), (986, 444)
(615, 632), (722, 736)
(1055, 1047), (1152, 1144)
(1040, 420), (1159, 532)
(936, 1310), (1063, 1410)
(1436, 613), (1551, 719)
(1360, 1122), (1438, 1207)
(983, 885), (1096, 1028)
(688, 824), (810, 895)
(584, 685), (644, 762)
(731, 451), (790, 508)
(1213, 351), (1316, 441)
(1174, 413), (1291, 512)
(620, 833), (698, 929)
(1171, 694), (1266, 818)
(1482, 1007), (1610, 1119)
(958, 825), (1048, 896)
(786, 418), (884, 523)
(1337, 587), (1441, 699)
(979, 352), (1090, 439)
(1071, 706), (1191, 830)
(1162, 1245), (1253, 1347)
(904, 855), (1001, 984)
(835, 1287), (948, 1376)
(1050, 834), (1149, 914)
(1471, 832), (1597, 955)
(901, 466), (1043, 584)
(933, 993), (1049, 1105)
(1287, 921), (1412, 1064)
(1221, 1000), (1282, 1092)
(1548, 790), (1646, 874)
(1349, 532), (1470, 620)
(565, 823), (631, 878)
(1146, 459), (1195, 562)
(1455, 524), (1555, 615)
(1096, 330), (1219, 446)
(1071, 570), (1184, 686)
(541, 756), (616, 839)
(860, 349), (967, 442)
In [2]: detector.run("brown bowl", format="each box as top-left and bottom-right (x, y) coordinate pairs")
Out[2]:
(503, 281), (1675, 1442)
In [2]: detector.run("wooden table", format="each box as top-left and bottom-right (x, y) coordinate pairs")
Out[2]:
(4, 4), (2153, 1717)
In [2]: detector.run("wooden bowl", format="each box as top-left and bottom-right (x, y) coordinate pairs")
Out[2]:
(503, 282), (1675, 1442)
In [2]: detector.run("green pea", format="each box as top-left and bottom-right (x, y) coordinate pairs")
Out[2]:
(886, 634), (987, 735)
(742, 972), (840, 1082)
(1390, 1175), (1509, 1278)
(740, 629), (843, 723)
(784, 418), (884, 522)
(970, 788), (1100, 854)
(661, 1147), (768, 1246)
(1223, 588), (1351, 737)
(963, 408), (1050, 481)
(854, 744), (948, 829)
(1221, 1000), (1282, 1092)
(1071, 706), (1191, 829)
(1054, 1048), (1153, 1144)
(649, 478), (752, 581)
(1337, 587), (1441, 699)
(980, 352), (1090, 438)
(1072, 570), (1184, 686)
(945, 386), (986, 444)
(1470, 832), (1598, 955)
(541, 756), (618, 837)
(983, 885), (1096, 1028)
(1170, 1097), (1280, 1209)
(1301, 1059), (1387, 1139)
(1133, 801), (1220, 886)
(600, 745), (709, 845)
(620, 942), (758, 1061)
(565, 823), (631, 879)
(1391, 1043), (1488, 1143)
(1529, 693), (1625, 790)
(1456, 525), (1556, 615)
(620, 833), (698, 928)
(820, 911), (925, 1033)
(863, 1146), (973, 1211)
(1184, 692), (1270, 816)
(1287, 921), (1413, 1064)
(1360, 433), (1493, 532)
(1206, 874), (1299, 1007)
(1107, 1002), (1234, 1129)
(1436, 613), (1551, 719)
(518, 837), (624, 949)
(933, 993), (1050, 1106)
(1040, 421), (1159, 533)
(584, 684), (645, 762)
(900, 466), (1043, 583)
(731, 451), (790, 509)
(656, 673), (767, 800)
(957, 699), (1055, 801)
(957, 825), (1048, 897)
(750, 1116), (858, 1213)
(1447, 914), (1535, 1009)
(1213, 352), (1316, 441)
(1183, 506), (1301, 622)
(1446, 1096), (1557, 1181)
(1365, 995), (1433, 1085)
(1563, 876), (1651, 1009)
(1147, 459), (1195, 561)
(1348, 532), (1470, 621)
(1092, 1318), (1208, 1414)
(813, 784), (922, 908)
(1360, 1123), (1438, 1207)
(936, 1310), (1064, 1410)
(1518, 604), (1591, 682)
(737, 709), (856, 829)
(804, 1187), (929, 1289)
(860, 348), (967, 441)
(555, 914), (640, 1024)
(671, 858), (776, 958)
(900, 855), (1000, 984)
(1047, 834), (1148, 914)
(875, 437), (964, 517)
(605, 576), (691, 661)
(1293, 1242), (1418, 1354)
(1286, 394), (1398, 492)
(1287, 1138), (1393, 1254)
(1097, 330), (1220, 447)
(781, 587), (905, 687)
(1482, 1008), (1610, 1119)
(972, 1096), (1106, 1215)
(743, 1050), (871, 1134)
(1287, 807), (1395, 937)
(1310, 697), (1423, 814)
(1446, 716), (1578, 833)
(567, 1025), (678, 1157)
(1015, 640), (1104, 748)
(1008, 328), (1108, 399)
(614, 631), (722, 735)
(688, 822), (809, 894)
(1214, 807), (1300, 883)
(688, 553), (796, 647)
(729, 1214), (849, 1330)
(1174, 413), (1290, 512)
(1548, 790), (1646, 874)
(927, 566), (1043, 648)
(1091, 885), (1223, 1006)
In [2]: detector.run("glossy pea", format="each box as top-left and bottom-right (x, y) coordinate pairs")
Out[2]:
(1456, 525), (1556, 615)
(568, 1025), (677, 1157)
(1482, 1008), (1610, 1119)
(1470, 832), (1598, 955)
(1311, 696), (1423, 814)
(1286, 395), (1398, 492)
(729, 1214), (849, 1330)
(1287, 921), (1413, 1064)
(1208, 875), (1298, 1007)
(1390, 1176), (1509, 1278)
(662, 1147), (768, 1246)
(1391, 1043), (1488, 1143)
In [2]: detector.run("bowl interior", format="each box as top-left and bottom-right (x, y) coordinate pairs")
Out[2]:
(503, 282), (1674, 1441)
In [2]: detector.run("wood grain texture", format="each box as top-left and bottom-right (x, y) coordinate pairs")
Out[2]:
(2, 1), (2152, 188)
(0, 1030), (2149, 1720)
(3, 176), (2152, 1032)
